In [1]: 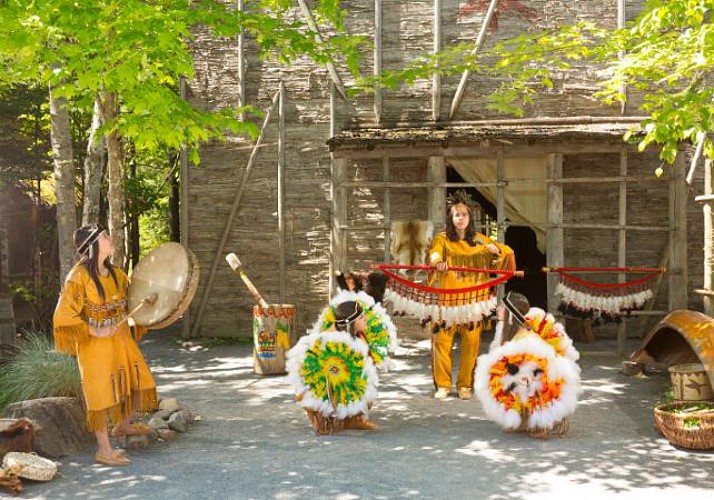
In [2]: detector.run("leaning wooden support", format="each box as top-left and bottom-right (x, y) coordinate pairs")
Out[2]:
(297, 0), (347, 99)
(448, 0), (500, 120)
(190, 89), (281, 338)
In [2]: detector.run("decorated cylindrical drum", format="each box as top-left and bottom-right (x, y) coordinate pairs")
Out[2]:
(252, 304), (297, 375)
(669, 363), (714, 401)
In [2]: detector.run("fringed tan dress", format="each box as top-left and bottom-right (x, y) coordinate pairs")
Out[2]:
(53, 264), (158, 431)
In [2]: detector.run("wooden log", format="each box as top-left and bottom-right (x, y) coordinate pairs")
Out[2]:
(669, 152), (688, 310)
(432, 0), (441, 121)
(617, 147), (628, 355)
(546, 153), (564, 315)
(278, 81), (286, 303)
(297, 0), (346, 99)
(374, 0), (382, 123)
(449, 0), (500, 120)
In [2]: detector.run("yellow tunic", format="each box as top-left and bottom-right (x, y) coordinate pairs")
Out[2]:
(53, 264), (157, 431)
(428, 232), (516, 390)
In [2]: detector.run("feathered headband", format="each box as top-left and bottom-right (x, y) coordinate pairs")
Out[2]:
(334, 302), (364, 327)
(77, 226), (104, 257)
(446, 189), (476, 210)
(502, 292), (526, 327)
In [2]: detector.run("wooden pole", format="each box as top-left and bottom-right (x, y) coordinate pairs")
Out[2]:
(428, 157), (446, 227)
(704, 159), (714, 316)
(278, 81), (286, 304)
(617, 147), (628, 355)
(617, 0), (626, 115)
(448, 0), (500, 120)
(546, 153), (564, 315)
(237, 0), (246, 120)
(374, 0), (382, 124)
(179, 76), (191, 339)
(190, 89), (281, 338)
(496, 150), (506, 299)
(669, 152), (688, 310)
(330, 81), (347, 291)
(432, 0), (441, 121)
(383, 157), (391, 263)
(297, 0), (347, 99)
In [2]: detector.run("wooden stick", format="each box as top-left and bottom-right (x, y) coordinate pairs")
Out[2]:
(116, 293), (157, 329)
(225, 253), (269, 309)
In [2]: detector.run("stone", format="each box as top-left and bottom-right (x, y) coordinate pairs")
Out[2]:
(125, 434), (149, 450)
(3, 397), (93, 458)
(158, 398), (180, 412)
(148, 417), (169, 431)
(177, 409), (193, 424)
(156, 428), (177, 441)
(167, 411), (188, 433)
(153, 409), (177, 421)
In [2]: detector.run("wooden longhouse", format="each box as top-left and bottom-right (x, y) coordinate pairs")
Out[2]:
(184, 0), (701, 351)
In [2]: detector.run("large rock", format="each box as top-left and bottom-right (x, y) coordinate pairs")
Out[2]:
(3, 397), (93, 458)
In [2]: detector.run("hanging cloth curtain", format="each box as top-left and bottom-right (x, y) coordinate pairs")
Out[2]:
(447, 156), (548, 253)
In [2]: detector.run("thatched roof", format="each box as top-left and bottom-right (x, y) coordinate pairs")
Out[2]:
(327, 116), (647, 151)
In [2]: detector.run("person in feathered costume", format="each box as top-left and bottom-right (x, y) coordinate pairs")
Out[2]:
(287, 299), (388, 435)
(476, 293), (581, 438)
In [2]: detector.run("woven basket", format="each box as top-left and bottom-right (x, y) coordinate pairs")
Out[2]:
(1, 452), (57, 481)
(654, 402), (714, 450)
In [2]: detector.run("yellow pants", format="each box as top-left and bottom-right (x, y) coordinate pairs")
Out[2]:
(432, 322), (482, 390)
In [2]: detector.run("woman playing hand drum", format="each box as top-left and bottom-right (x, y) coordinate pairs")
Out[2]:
(53, 224), (158, 466)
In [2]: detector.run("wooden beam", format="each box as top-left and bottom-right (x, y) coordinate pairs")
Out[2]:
(278, 81), (286, 304)
(432, 0), (441, 121)
(179, 76), (191, 339)
(448, 0), (500, 120)
(617, 0), (627, 115)
(237, 0), (246, 120)
(428, 157), (446, 226)
(686, 135), (705, 185)
(669, 152), (688, 310)
(383, 157), (391, 263)
(297, 0), (347, 99)
(190, 89), (280, 338)
(559, 223), (668, 231)
(636, 240), (670, 335)
(336, 179), (664, 188)
(374, 0), (382, 123)
(496, 151), (506, 299)
(704, 159), (714, 315)
(617, 147), (627, 355)
(332, 158), (348, 282)
(331, 143), (633, 159)
(546, 153), (564, 315)
(329, 82), (338, 293)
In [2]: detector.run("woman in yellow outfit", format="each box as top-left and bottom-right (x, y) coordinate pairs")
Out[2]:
(53, 225), (157, 466)
(429, 190), (516, 400)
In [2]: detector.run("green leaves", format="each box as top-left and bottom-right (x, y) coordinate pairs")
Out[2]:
(0, 0), (363, 162)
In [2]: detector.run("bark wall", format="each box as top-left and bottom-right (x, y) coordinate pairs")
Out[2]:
(185, 0), (704, 339)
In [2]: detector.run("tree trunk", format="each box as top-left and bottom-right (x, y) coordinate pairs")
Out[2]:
(128, 160), (140, 270)
(168, 151), (181, 242)
(99, 91), (126, 268)
(81, 97), (106, 226)
(49, 87), (77, 283)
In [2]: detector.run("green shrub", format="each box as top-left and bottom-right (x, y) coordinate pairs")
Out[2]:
(0, 329), (81, 412)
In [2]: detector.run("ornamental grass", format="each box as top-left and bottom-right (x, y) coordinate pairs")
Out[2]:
(0, 329), (81, 412)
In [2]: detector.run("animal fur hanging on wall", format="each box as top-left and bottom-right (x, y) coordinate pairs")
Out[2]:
(390, 220), (434, 267)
